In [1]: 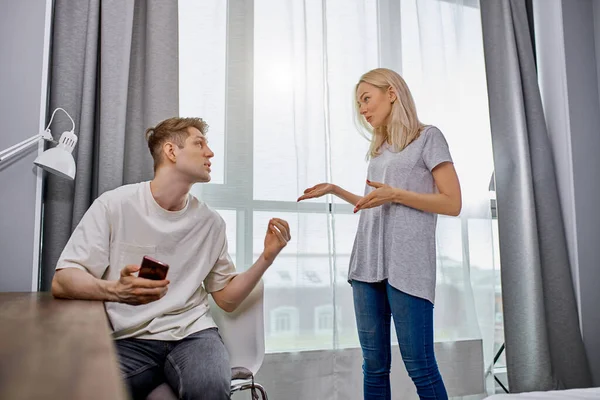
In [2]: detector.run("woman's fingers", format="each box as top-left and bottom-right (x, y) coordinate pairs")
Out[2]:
(298, 189), (323, 202)
(355, 193), (371, 209)
(297, 187), (314, 201)
(356, 198), (380, 212)
(354, 193), (376, 212)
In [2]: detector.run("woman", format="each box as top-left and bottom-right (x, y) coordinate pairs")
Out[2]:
(298, 68), (461, 400)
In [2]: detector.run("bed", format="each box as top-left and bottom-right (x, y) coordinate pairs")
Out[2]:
(486, 387), (600, 399)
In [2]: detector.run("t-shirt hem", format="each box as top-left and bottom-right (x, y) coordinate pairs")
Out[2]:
(430, 158), (454, 171)
(113, 319), (218, 341)
(56, 263), (87, 271)
(348, 273), (435, 304)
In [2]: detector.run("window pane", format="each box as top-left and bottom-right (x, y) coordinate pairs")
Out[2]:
(178, 0), (226, 184)
(254, 211), (335, 352)
(333, 214), (360, 348)
(214, 209), (237, 267)
(434, 216), (471, 342)
(468, 217), (498, 375)
(492, 219), (506, 368)
(254, 0), (378, 203)
(327, 0), (378, 202)
(401, 0), (494, 205)
(253, 0), (327, 202)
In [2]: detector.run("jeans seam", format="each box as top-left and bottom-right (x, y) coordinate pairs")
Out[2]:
(166, 353), (185, 399)
(123, 363), (158, 380)
(422, 307), (438, 399)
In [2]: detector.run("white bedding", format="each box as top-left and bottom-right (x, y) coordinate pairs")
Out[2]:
(487, 387), (600, 399)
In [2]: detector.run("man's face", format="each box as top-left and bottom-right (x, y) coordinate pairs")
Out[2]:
(172, 127), (214, 183)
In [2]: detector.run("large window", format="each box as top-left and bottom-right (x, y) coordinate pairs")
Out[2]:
(179, 0), (500, 372)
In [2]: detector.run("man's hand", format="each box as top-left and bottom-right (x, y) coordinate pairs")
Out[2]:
(211, 218), (291, 313)
(111, 265), (170, 305)
(263, 218), (291, 264)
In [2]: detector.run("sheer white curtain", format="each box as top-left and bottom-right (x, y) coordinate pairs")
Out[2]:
(179, 0), (496, 398)
(401, 0), (498, 394)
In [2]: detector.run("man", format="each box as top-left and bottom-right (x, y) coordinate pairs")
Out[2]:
(52, 117), (291, 400)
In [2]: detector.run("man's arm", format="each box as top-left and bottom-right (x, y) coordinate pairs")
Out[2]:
(53, 265), (169, 305)
(211, 218), (290, 313)
(51, 197), (169, 305)
(52, 268), (118, 301)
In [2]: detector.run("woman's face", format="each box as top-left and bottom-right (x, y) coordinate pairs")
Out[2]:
(356, 82), (395, 129)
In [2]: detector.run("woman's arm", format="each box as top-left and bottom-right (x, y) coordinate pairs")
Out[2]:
(332, 185), (362, 206)
(298, 183), (362, 206)
(354, 162), (462, 216)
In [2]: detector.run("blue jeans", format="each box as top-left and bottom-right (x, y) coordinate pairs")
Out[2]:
(115, 327), (231, 400)
(352, 280), (448, 400)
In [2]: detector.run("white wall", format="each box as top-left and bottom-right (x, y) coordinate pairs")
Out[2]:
(534, 0), (600, 386)
(0, 0), (52, 292)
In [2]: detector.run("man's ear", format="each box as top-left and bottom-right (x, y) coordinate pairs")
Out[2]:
(163, 142), (177, 163)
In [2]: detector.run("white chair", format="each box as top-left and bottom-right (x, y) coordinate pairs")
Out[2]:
(146, 280), (268, 399)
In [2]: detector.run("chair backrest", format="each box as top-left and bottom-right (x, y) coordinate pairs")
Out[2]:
(207, 280), (265, 375)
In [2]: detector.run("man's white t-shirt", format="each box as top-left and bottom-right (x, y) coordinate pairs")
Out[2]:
(55, 181), (237, 341)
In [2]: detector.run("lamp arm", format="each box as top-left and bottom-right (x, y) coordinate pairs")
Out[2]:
(0, 107), (74, 163)
(0, 130), (54, 162)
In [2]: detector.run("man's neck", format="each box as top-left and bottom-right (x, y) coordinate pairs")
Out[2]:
(150, 171), (193, 212)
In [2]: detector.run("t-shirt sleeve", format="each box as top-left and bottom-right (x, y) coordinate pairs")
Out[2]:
(422, 127), (453, 172)
(204, 227), (238, 293)
(55, 198), (111, 279)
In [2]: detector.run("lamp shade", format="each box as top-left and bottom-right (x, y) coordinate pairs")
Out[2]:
(33, 130), (78, 180)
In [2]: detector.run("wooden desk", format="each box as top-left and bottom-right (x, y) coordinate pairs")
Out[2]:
(0, 292), (128, 400)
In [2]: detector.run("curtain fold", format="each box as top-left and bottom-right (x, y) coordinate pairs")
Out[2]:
(480, 0), (592, 392)
(40, 0), (179, 290)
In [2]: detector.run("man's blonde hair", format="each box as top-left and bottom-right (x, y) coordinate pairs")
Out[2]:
(145, 117), (208, 171)
(354, 68), (425, 158)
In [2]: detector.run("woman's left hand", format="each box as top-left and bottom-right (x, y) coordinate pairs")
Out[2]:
(354, 180), (397, 213)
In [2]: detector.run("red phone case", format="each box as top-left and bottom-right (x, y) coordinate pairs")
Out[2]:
(139, 256), (169, 280)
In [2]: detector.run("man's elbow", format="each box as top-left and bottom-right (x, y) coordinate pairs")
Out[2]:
(212, 294), (237, 313)
(219, 301), (237, 313)
(51, 271), (67, 298)
(51, 279), (62, 298)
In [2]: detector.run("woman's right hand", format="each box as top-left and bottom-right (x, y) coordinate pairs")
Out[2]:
(297, 183), (336, 201)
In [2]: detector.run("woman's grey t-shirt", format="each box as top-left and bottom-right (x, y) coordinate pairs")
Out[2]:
(348, 126), (453, 304)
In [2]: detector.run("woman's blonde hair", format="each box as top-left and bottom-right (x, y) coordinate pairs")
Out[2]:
(354, 68), (425, 158)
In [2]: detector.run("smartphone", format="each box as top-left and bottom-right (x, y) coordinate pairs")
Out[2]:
(139, 255), (169, 280)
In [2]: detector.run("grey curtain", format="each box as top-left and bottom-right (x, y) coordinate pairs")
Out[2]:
(40, 0), (179, 290)
(480, 0), (592, 393)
